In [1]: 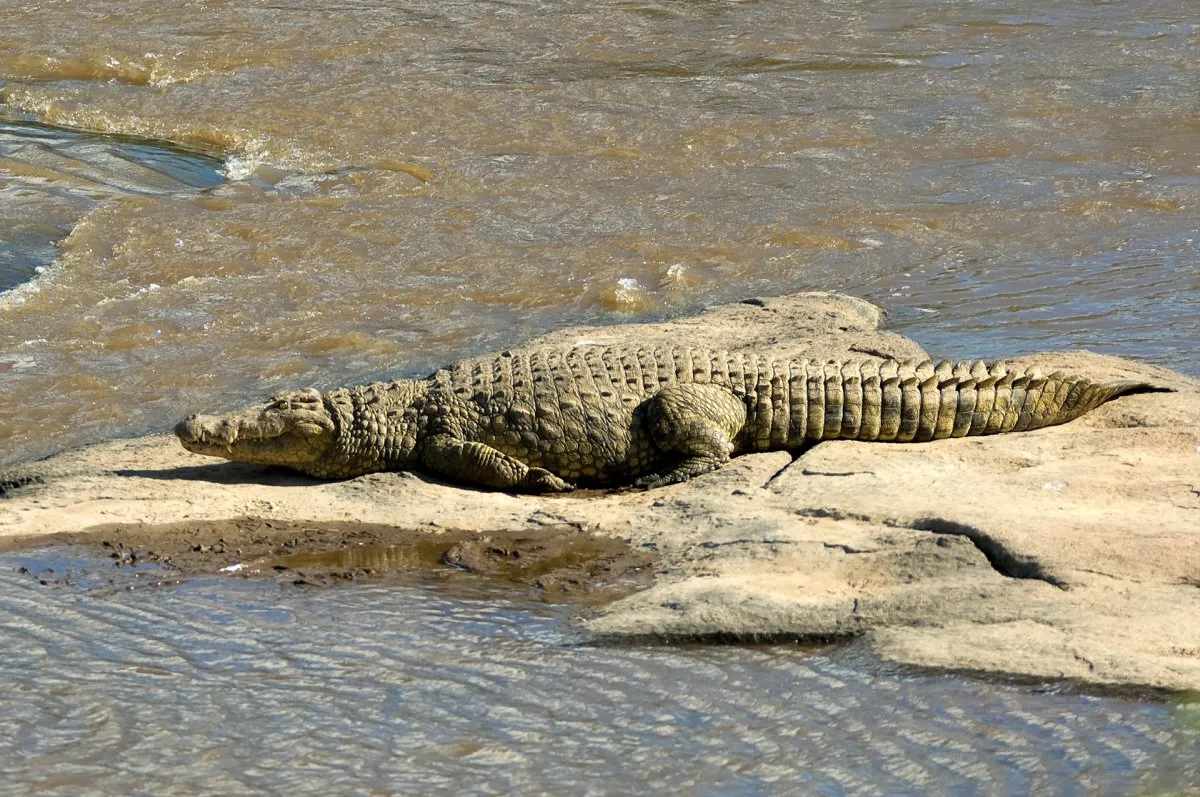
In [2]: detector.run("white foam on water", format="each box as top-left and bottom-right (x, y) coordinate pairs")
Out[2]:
(609, 277), (651, 310)
(221, 154), (266, 182)
(96, 282), (167, 306)
(0, 259), (61, 310)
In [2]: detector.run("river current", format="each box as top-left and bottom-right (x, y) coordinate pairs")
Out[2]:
(1, 0), (1198, 792)
(0, 0), (1197, 465)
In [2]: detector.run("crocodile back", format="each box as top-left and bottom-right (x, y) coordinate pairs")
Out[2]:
(433, 347), (1153, 474)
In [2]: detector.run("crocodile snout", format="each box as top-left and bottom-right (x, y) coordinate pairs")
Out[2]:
(174, 414), (200, 443)
(175, 414), (236, 446)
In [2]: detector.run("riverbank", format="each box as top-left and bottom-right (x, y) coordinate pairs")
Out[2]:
(3, 292), (1198, 691)
(3, 518), (656, 606)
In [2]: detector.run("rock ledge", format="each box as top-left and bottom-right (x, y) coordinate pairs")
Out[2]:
(2, 292), (1198, 691)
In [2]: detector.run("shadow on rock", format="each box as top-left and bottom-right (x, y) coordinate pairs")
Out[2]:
(113, 463), (323, 486)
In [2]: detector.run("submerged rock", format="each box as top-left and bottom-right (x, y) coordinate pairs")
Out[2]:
(2, 291), (1197, 691)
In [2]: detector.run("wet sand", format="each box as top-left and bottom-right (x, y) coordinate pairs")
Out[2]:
(2, 519), (657, 606)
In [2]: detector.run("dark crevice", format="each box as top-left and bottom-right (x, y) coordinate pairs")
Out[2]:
(761, 454), (800, 489)
(801, 469), (874, 477)
(696, 538), (795, 550)
(903, 517), (1068, 589)
(822, 542), (873, 555)
(588, 630), (856, 647)
(795, 505), (1067, 588)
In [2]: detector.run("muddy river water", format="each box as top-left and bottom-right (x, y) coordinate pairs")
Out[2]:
(1, 0), (1198, 792)
(1, 0), (1198, 465)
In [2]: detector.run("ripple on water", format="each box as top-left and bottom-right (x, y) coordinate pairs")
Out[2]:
(0, 112), (225, 293)
(863, 232), (1200, 372)
(0, 548), (1197, 794)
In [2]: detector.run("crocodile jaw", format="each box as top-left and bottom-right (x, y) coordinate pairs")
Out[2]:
(175, 388), (336, 470)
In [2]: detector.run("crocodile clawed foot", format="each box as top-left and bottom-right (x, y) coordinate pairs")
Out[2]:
(633, 473), (686, 490)
(635, 455), (725, 489)
(522, 467), (575, 493)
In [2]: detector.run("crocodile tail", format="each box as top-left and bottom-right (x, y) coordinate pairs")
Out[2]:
(935, 365), (1157, 438)
(1046, 377), (1154, 426)
(797, 359), (1160, 445)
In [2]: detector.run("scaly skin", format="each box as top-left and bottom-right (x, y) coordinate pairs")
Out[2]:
(176, 346), (1155, 491)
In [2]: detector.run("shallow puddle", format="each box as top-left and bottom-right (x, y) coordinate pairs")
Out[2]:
(1, 547), (1197, 794)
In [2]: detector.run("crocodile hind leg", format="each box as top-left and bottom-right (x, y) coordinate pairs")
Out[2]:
(636, 383), (748, 488)
(419, 434), (574, 493)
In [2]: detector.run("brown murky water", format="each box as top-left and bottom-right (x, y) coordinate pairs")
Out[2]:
(0, 115), (225, 292)
(2, 2), (1199, 791)
(1, 0), (1197, 467)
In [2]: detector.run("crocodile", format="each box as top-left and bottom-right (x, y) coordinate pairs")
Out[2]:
(176, 346), (1156, 492)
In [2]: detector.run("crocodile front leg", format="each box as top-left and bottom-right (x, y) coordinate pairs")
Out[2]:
(419, 434), (574, 493)
(636, 383), (748, 488)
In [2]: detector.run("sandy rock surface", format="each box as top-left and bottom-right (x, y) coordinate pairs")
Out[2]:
(2, 292), (1198, 691)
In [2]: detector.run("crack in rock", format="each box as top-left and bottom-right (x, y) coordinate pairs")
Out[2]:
(903, 517), (1068, 590)
(794, 506), (876, 523)
(794, 506), (1068, 589)
(696, 538), (795, 550)
(849, 344), (897, 359)
(822, 542), (874, 554)
(761, 456), (800, 489)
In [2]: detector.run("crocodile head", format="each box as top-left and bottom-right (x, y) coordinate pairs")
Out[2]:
(175, 388), (336, 470)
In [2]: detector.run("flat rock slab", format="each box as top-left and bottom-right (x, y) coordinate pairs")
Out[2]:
(2, 292), (1198, 692)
